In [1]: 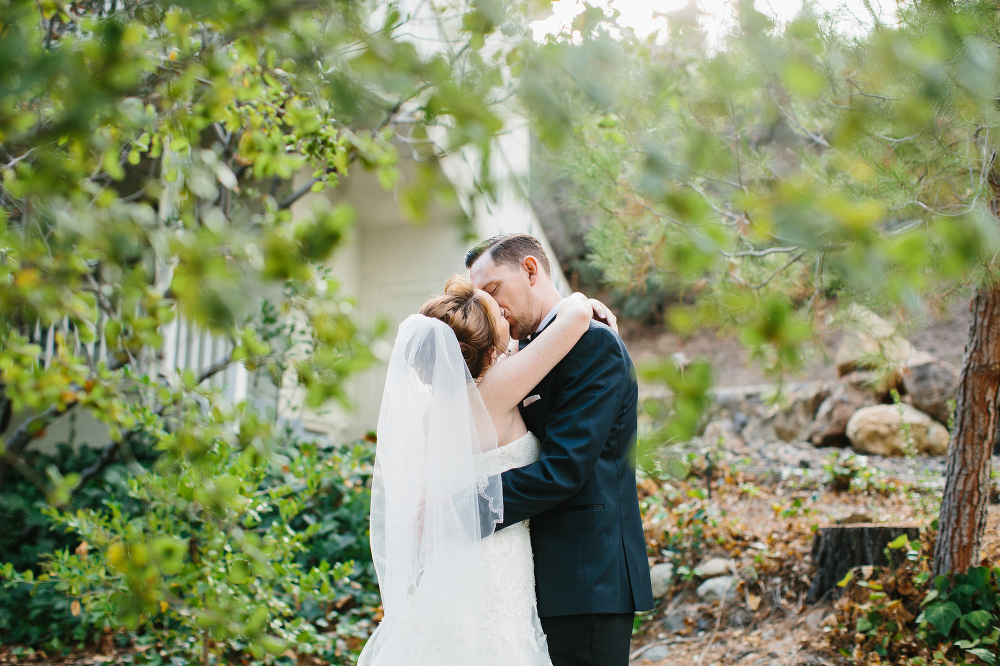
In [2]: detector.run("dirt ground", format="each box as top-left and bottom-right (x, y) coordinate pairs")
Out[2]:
(623, 298), (984, 665)
(627, 465), (1000, 666)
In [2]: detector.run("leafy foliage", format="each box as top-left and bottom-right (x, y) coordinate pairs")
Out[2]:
(522, 0), (1000, 380)
(0, 437), (157, 648)
(0, 0), (522, 660)
(1, 426), (379, 663)
(835, 533), (1000, 664)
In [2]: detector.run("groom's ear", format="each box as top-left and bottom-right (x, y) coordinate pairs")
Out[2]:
(523, 256), (539, 285)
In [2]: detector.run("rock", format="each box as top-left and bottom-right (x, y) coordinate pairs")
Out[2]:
(846, 404), (950, 456)
(741, 414), (777, 445)
(702, 420), (749, 454)
(711, 384), (773, 421)
(807, 384), (877, 448)
(649, 562), (675, 598)
(770, 382), (830, 442)
(733, 381), (832, 444)
(728, 608), (754, 628)
(801, 609), (826, 629)
(902, 357), (959, 425)
(641, 645), (670, 662)
(694, 557), (735, 578)
(834, 304), (914, 377)
(696, 575), (738, 603)
(837, 512), (875, 525)
(662, 609), (687, 634)
(841, 369), (892, 400)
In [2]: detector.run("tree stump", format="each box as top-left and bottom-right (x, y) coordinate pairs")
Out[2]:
(807, 523), (921, 603)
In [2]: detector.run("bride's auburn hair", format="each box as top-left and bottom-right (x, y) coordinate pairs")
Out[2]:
(420, 275), (504, 379)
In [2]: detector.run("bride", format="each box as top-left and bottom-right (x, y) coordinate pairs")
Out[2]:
(359, 275), (612, 665)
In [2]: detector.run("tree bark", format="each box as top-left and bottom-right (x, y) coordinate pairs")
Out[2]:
(932, 285), (1000, 578)
(808, 523), (920, 602)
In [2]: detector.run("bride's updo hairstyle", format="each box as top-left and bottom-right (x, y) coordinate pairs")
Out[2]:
(420, 275), (505, 379)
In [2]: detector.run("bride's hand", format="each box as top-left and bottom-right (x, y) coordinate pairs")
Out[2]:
(587, 297), (618, 333)
(563, 292), (594, 328)
(564, 293), (619, 334)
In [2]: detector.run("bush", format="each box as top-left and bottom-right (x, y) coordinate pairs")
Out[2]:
(836, 532), (1000, 665)
(0, 427), (379, 664)
(0, 437), (158, 649)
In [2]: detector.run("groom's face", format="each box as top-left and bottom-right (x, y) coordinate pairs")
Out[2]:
(469, 254), (538, 341)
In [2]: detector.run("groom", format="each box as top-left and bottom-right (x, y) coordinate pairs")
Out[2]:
(467, 233), (653, 666)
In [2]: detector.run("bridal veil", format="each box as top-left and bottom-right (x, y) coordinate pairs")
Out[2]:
(359, 314), (504, 665)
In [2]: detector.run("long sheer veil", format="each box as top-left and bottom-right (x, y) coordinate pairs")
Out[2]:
(359, 314), (504, 665)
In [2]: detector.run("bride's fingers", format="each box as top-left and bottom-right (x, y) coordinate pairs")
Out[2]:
(588, 298), (619, 333)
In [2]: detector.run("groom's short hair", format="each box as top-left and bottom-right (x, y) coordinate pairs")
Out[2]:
(465, 233), (551, 276)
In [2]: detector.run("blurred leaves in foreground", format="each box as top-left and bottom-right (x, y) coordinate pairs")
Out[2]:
(0, 0), (523, 661)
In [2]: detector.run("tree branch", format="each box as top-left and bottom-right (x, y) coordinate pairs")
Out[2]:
(73, 440), (119, 492)
(1, 355), (234, 490)
(720, 246), (799, 258)
(277, 96), (412, 211)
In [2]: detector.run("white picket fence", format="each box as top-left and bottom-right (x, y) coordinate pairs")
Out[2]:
(27, 316), (259, 407)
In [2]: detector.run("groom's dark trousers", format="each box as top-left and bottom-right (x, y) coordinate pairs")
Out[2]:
(494, 320), (654, 666)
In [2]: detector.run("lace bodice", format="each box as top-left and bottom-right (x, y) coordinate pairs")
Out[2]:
(482, 431), (542, 477)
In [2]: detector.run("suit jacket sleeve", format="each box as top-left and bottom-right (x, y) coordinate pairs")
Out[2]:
(495, 326), (626, 528)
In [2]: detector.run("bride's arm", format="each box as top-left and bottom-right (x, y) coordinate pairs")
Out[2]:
(477, 293), (593, 415)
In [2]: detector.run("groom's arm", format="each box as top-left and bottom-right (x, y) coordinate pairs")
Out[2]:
(494, 325), (626, 529)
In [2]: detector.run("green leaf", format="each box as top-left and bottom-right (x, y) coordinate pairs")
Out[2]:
(228, 559), (252, 584)
(837, 570), (854, 587)
(925, 601), (963, 636)
(258, 635), (286, 655)
(967, 648), (996, 664)
(153, 537), (185, 575)
(887, 534), (910, 549)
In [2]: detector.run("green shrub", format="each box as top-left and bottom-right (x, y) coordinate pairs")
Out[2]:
(917, 568), (1000, 664)
(1, 426), (379, 664)
(0, 438), (158, 648)
(839, 534), (1000, 664)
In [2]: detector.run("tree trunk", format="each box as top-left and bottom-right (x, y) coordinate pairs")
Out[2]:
(808, 523), (920, 602)
(932, 285), (1000, 578)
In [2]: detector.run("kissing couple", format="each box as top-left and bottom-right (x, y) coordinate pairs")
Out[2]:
(359, 233), (654, 666)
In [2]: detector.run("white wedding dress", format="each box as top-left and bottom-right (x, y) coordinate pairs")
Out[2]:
(360, 316), (551, 666)
(479, 431), (552, 666)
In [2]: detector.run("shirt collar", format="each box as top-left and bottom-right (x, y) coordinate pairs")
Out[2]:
(532, 300), (564, 337)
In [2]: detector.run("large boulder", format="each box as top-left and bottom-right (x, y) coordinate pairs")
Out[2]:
(902, 357), (960, 425)
(771, 382), (830, 442)
(834, 304), (914, 378)
(807, 384), (878, 448)
(740, 381), (830, 444)
(846, 404), (950, 456)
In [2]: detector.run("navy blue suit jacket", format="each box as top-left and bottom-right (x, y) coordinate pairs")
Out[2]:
(498, 320), (654, 617)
